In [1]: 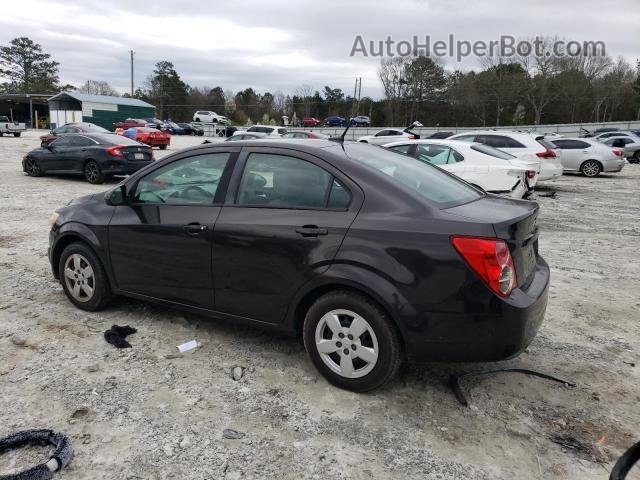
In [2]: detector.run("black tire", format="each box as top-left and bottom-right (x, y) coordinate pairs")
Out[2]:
(633, 151), (640, 163)
(14, 132), (21, 137)
(84, 160), (104, 184)
(580, 160), (601, 177)
(195, 118), (200, 122)
(159, 145), (168, 150)
(24, 157), (42, 177)
(58, 242), (112, 311)
(303, 290), (402, 392)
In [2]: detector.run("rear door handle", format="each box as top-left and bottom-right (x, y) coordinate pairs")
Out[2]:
(183, 223), (208, 235)
(295, 225), (328, 237)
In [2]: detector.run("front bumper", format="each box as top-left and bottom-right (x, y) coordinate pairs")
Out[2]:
(405, 256), (550, 362)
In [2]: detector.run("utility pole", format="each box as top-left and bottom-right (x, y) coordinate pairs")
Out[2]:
(357, 77), (362, 115)
(130, 50), (134, 96)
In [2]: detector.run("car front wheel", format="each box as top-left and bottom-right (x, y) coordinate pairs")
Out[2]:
(25, 157), (42, 177)
(59, 243), (112, 311)
(581, 160), (601, 177)
(303, 291), (402, 392)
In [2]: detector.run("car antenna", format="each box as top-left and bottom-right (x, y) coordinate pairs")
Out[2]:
(330, 119), (353, 143)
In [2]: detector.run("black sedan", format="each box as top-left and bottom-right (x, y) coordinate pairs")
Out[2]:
(23, 133), (154, 184)
(177, 123), (204, 136)
(47, 139), (549, 391)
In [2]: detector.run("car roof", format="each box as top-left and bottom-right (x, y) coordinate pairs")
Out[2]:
(451, 130), (538, 138)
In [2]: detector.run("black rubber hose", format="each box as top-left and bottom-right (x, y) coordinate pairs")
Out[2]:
(610, 441), (640, 480)
(0, 430), (73, 480)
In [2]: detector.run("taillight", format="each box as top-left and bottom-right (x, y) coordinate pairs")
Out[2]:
(612, 148), (624, 157)
(451, 236), (517, 297)
(526, 170), (536, 179)
(536, 149), (556, 159)
(106, 145), (125, 157)
(407, 134), (416, 139)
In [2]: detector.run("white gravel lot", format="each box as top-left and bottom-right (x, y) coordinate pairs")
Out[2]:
(1, 130), (639, 479)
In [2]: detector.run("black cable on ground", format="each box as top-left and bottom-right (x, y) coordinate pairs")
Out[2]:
(0, 430), (73, 480)
(449, 368), (576, 407)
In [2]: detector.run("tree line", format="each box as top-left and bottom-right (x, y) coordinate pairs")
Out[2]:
(1, 36), (639, 127)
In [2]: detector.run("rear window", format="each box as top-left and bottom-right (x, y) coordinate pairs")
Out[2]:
(470, 143), (517, 160)
(344, 144), (481, 208)
(537, 138), (557, 150)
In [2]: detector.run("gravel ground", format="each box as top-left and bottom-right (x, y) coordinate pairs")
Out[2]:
(1, 131), (639, 479)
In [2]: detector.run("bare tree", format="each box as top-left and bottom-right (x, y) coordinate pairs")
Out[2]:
(295, 84), (314, 117)
(78, 79), (119, 96)
(378, 57), (409, 125)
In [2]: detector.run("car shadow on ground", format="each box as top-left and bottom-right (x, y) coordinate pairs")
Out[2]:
(100, 295), (509, 398)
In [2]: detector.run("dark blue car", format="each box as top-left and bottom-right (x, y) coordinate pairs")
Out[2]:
(162, 121), (186, 135)
(324, 116), (346, 127)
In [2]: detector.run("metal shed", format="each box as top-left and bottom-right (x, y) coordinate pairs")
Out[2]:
(47, 92), (155, 130)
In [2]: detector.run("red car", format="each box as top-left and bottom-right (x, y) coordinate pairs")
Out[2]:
(302, 117), (321, 127)
(116, 127), (170, 149)
(112, 118), (147, 130)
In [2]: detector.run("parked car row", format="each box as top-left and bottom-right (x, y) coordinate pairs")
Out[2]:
(111, 118), (204, 136)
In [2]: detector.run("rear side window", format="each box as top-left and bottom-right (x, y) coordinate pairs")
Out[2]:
(237, 153), (333, 209)
(552, 139), (590, 149)
(389, 144), (413, 154)
(454, 135), (476, 142)
(327, 179), (351, 209)
(344, 143), (481, 208)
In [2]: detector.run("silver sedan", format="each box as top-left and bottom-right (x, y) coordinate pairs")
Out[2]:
(599, 136), (640, 163)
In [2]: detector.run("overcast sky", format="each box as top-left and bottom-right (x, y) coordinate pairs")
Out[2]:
(2, 0), (638, 98)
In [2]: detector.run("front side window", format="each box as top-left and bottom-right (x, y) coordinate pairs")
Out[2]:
(134, 153), (230, 204)
(51, 136), (74, 146)
(237, 153), (332, 208)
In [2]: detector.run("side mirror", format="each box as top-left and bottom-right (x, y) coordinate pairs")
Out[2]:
(105, 184), (128, 206)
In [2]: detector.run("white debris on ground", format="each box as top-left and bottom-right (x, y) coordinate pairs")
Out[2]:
(0, 131), (639, 479)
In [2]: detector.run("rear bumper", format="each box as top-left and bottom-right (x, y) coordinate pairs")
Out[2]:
(538, 161), (564, 181)
(404, 256), (550, 362)
(101, 160), (153, 175)
(603, 158), (625, 172)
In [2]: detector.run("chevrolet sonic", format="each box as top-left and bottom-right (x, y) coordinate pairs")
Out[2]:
(48, 139), (549, 392)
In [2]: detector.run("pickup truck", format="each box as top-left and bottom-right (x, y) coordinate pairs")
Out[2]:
(0, 116), (26, 137)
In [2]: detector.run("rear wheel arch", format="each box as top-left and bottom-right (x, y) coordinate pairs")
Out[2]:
(291, 282), (405, 348)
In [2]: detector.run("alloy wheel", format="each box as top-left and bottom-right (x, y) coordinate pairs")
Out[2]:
(314, 309), (379, 379)
(85, 162), (99, 183)
(63, 254), (95, 303)
(582, 161), (600, 177)
(26, 158), (40, 176)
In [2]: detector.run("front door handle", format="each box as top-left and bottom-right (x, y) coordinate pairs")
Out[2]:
(183, 223), (208, 235)
(295, 225), (328, 237)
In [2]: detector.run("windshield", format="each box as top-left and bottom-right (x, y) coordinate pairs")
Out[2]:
(343, 143), (482, 207)
(470, 143), (516, 160)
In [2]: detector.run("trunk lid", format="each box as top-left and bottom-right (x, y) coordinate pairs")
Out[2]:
(120, 145), (153, 162)
(444, 196), (540, 286)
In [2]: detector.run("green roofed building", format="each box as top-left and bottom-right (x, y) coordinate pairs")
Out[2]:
(47, 92), (155, 130)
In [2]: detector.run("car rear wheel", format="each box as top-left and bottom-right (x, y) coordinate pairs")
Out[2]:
(59, 243), (112, 311)
(633, 151), (640, 163)
(195, 118), (201, 122)
(303, 291), (402, 392)
(25, 157), (42, 177)
(13, 132), (21, 137)
(159, 145), (167, 150)
(84, 160), (104, 184)
(581, 160), (601, 177)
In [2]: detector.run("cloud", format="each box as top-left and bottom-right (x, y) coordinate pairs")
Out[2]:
(1, 0), (637, 98)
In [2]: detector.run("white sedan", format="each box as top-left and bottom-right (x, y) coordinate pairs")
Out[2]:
(358, 121), (423, 145)
(383, 140), (538, 198)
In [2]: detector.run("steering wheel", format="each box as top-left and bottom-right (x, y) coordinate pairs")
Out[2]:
(182, 185), (214, 200)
